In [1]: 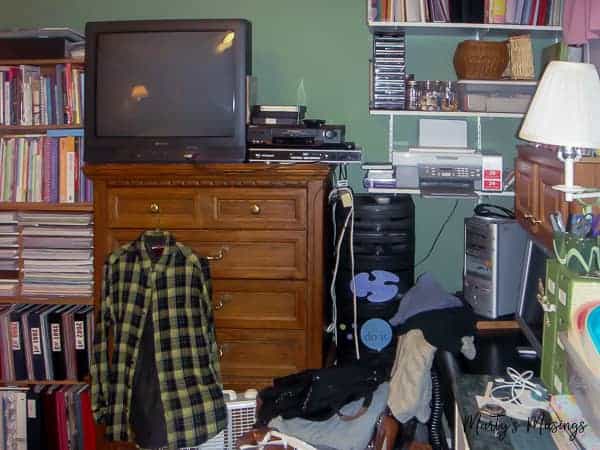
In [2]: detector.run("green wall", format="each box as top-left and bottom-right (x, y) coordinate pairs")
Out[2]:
(0, 0), (551, 291)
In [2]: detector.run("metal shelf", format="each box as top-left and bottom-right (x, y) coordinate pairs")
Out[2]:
(370, 109), (525, 118)
(368, 21), (562, 36)
(366, 187), (515, 198)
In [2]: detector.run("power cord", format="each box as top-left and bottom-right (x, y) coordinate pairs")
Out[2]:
(489, 367), (545, 405)
(415, 200), (459, 267)
(327, 183), (360, 360)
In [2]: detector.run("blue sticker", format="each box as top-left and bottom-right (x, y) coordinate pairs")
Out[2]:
(360, 318), (393, 351)
(351, 270), (400, 303)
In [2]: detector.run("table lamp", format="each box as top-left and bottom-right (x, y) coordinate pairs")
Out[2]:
(519, 61), (600, 201)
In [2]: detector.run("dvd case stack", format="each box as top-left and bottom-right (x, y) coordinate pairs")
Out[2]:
(371, 33), (406, 110)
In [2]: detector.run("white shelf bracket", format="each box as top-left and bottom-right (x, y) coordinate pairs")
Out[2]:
(476, 116), (482, 151)
(388, 114), (394, 162)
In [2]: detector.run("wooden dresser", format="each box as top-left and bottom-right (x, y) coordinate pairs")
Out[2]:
(85, 163), (331, 398)
(515, 145), (600, 250)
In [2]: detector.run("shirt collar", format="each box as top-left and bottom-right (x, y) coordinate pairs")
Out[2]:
(136, 230), (177, 271)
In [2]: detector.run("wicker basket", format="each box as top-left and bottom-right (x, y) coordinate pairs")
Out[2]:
(453, 40), (509, 80)
(506, 35), (535, 79)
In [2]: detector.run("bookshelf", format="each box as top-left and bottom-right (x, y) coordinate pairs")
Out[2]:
(366, 1), (564, 162)
(0, 57), (93, 389)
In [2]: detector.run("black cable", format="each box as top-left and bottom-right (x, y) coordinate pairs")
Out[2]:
(429, 368), (445, 450)
(415, 200), (459, 267)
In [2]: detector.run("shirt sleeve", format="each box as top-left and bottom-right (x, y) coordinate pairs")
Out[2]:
(198, 257), (222, 383)
(91, 261), (113, 423)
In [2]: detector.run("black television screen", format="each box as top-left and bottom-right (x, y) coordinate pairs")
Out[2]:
(85, 20), (251, 163)
(96, 31), (236, 138)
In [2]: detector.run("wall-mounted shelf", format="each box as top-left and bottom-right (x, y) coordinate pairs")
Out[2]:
(370, 109), (525, 119)
(366, 187), (515, 198)
(368, 21), (562, 36)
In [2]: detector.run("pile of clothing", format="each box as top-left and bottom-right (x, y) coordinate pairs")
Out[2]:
(252, 273), (477, 450)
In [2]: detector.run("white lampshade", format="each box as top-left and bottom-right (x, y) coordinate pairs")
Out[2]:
(519, 61), (600, 149)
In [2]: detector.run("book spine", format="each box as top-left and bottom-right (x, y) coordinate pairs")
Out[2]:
(50, 138), (58, 202)
(491, 0), (507, 22)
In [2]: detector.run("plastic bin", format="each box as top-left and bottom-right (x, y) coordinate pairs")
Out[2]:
(559, 332), (600, 432)
(456, 80), (536, 113)
(553, 232), (600, 275)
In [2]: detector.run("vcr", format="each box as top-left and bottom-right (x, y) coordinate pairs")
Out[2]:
(247, 124), (345, 145)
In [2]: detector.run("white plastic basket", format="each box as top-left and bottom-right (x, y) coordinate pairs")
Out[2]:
(198, 390), (257, 450)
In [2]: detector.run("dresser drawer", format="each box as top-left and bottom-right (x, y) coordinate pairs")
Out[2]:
(106, 187), (306, 230)
(107, 229), (307, 279)
(216, 328), (306, 382)
(107, 188), (201, 228)
(212, 280), (306, 329)
(200, 188), (306, 230)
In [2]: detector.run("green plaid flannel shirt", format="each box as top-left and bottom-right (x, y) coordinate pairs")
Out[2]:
(91, 231), (226, 448)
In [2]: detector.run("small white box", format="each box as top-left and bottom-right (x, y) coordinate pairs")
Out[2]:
(481, 153), (503, 192)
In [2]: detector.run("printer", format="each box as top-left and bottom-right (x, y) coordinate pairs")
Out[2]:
(392, 148), (502, 197)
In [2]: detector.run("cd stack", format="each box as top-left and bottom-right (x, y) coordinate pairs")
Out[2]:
(371, 33), (406, 110)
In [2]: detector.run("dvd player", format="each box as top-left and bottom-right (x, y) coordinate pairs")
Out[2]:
(247, 124), (346, 145)
(248, 146), (362, 164)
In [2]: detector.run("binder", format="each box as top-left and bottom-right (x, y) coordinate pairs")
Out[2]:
(40, 305), (60, 380)
(27, 306), (47, 380)
(42, 385), (60, 450)
(47, 305), (70, 380)
(79, 388), (96, 450)
(55, 386), (69, 450)
(10, 305), (33, 380)
(73, 306), (92, 380)
(26, 386), (44, 450)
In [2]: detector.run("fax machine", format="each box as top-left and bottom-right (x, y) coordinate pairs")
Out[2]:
(393, 149), (484, 197)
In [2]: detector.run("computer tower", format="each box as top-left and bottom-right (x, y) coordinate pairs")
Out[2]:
(463, 216), (528, 319)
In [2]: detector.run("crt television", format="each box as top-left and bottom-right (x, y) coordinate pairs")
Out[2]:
(84, 19), (251, 163)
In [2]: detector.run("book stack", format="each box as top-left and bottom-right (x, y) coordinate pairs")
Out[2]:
(0, 63), (84, 126)
(19, 212), (93, 298)
(0, 304), (93, 381)
(0, 132), (93, 203)
(368, 0), (563, 26)
(371, 33), (406, 110)
(1, 384), (97, 450)
(0, 212), (18, 297)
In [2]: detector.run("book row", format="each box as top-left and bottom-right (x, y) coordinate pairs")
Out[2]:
(0, 304), (94, 382)
(369, 0), (562, 26)
(1, 384), (96, 450)
(0, 133), (93, 203)
(0, 63), (84, 126)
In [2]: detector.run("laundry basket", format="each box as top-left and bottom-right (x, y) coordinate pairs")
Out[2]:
(197, 390), (257, 450)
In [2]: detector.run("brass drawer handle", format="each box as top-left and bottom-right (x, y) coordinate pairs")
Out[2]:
(524, 213), (534, 219)
(530, 217), (542, 225)
(250, 204), (261, 215)
(149, 203), (160, 214)
(214, 294), (233, 310)
(206, 246), (229, 261)
(218, 344), (228, 359)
